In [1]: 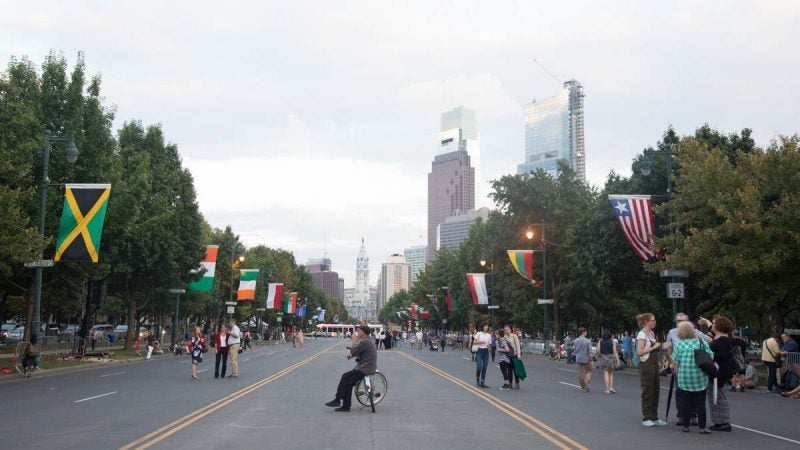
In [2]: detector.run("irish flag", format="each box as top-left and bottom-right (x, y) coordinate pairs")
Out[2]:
(466, 273), (488, 305)
(188, 245), (218, 292)
(283, 292), (297, 314)
(237, 269), (259, 301)
(266, 283), (284, 310)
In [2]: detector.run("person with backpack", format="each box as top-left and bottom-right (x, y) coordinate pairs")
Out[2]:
(699, 315), (745, 432)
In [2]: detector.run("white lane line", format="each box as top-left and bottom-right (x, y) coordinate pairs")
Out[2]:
(241, 358), (251, 362)
(75, 391), (118, 403)
(197, 369), (209, 373)
(559, 381), (582, 389)
(558, 368), (577, 373)
(731, 424), (800, 445)
(100, 371), (126, 378)
(463, 357), (472, 360)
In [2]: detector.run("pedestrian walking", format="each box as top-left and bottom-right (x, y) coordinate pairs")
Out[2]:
(505, 325), (522, 389)
(564, 333), (574, 364)
(474, 324), (492, 388)
(243, 330), (251, 351)
(190, 326), (206, 380)
(134, 337), (141, 356)
(573, 327), (592, 392)
(294, 329), (304, 349)
(90, 328), (97, 351)
(146, 331), (155, 360)
(228, 319), (241, 378)
(636, 313), (666, 426)
(599, 329), (620, 394)
(671, 321), (713, 434)
(214, 324), (229, 379)
(622, 331), (633, 367)
(496, 329), (513, 390)
(700, 315), (741, 432)
(468, 328), (477, 361)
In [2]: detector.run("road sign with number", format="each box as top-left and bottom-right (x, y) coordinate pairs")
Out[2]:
(226, 306), (235, 314)
(667, 283), (685, 299)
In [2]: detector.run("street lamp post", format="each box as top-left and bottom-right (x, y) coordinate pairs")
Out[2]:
(527, 221), (549, 353)
(641, 144), (679, 319)
(169, 289), (185, 345)
(31, 132), (79, 341)
(479, 260), (496, 328)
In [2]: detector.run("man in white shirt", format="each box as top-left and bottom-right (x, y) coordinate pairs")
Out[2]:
(474, 324), (492, 388)
(227, 319), (241, 378)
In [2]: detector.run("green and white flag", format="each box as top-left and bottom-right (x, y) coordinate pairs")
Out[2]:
(188, 245), (219, 292)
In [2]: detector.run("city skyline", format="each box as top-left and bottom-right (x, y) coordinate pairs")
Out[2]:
(4, 2), (798, 288)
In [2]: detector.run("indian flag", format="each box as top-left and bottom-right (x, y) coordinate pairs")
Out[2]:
(237, 269), (259, 301)
(283, 292), (297, 314)
(188, 245), (219, 292)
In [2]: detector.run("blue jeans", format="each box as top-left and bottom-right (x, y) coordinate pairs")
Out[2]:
(475, 348), (489, 384)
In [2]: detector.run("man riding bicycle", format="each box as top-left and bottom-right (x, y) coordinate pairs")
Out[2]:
(325, 324), (377, 412)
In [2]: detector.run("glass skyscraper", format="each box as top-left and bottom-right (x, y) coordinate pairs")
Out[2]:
(517, 80), (585, 180)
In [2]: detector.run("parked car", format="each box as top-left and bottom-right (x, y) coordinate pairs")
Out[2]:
(62, 324), (80, 337)
(1, 323), (17, 342)
(114, 325), (128, 339)
(8, 326), (25, 342)
(90, 324), (114, 339)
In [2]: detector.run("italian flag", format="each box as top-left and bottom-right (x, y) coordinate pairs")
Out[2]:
(283, 292), (297, 314)
(237, 269), (259, 301)
(188, 245), (218, 292)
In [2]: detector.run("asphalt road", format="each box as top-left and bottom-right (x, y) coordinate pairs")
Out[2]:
(0, 339), (797, 450)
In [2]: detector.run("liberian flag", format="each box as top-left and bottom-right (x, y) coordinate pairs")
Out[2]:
(442, 287), (454, 312)
(237, 269), (259, 301)
(507, 250), (543, 287)
(466, 273), (489, 305)
(266, 283), (284, 309)
(283, 292), (297, 314)
(608, 195), (658, 261)
(188, 245), (218, 292)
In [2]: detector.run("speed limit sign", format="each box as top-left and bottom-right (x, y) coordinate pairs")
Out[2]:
(667, 283), (685, 299)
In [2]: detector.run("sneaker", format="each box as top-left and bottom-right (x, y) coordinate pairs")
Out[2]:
(325, 399), (341, 407)
(642, 420), (655, 427)
(710, 423), (732, 432)
(334, 406), (350, 412)
(609, 388), (616, 394)
(653, 419), (667, 426)
(479, 383), (490, 388)
(500, 384), (510, 390)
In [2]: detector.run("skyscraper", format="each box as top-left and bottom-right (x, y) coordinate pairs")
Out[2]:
(517, 80), (585, 180)
(403, 245), (426, 285)
(428, 107), (477, 262)
(354, 238), (371, 320)
(437, 207), (490, 251)
(305, 258), (343, 301)
(377, 254), (411, 315)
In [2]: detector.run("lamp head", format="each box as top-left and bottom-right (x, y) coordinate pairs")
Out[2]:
(479, 259), (486, 267)
(65, 138), (79, 163)
(525, 228), (535, 240)
(640, 152), (652, 177)
(238, 255), (245, 263)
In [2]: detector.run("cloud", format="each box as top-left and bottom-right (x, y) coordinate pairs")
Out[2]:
(396, 73), (521, 120)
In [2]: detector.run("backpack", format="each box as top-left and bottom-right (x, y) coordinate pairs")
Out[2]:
(730, 343), (746, 373)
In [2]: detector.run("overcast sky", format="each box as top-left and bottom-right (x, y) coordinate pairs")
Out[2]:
(3, 1), (799, 287)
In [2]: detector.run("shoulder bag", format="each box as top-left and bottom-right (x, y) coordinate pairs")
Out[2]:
(766, 339), (783, 368)
(694, 338), (718, 378)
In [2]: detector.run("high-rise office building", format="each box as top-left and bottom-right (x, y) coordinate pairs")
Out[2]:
(403, 245), (427, 285)
(305, 258), (343, 301)
(517, 80), (585, 180)
(428, 107), (477, 262)
(377, 254), (411, 315)
(437, 207), (490, 251)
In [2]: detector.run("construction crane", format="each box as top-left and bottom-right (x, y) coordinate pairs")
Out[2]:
(532, 58), (563, 84)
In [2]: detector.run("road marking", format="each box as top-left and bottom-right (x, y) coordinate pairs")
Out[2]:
(197, 369), (208, 373)
(100, 371), (126, 378)
(75, 391), (118, 403)
(241, 358), (251, 362)
(400, 351), (588, 450)
(731, 424), (800, 445)
(558, 368), (576, 373)
(120, 343), (337, 450)
(559, 382), (582, 389)
(463, 356), (472, 360)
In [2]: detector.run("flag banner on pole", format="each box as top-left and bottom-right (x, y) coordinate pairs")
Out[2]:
(266, 283), (284, 309)
(318, 309), (325, 322)
(295, 305), (306, 317)
(507, 250), (543, 287)
(237, 269), (259, 301)
(608, 195), (658, 261)
(188, 245), (219, 292)
(283, 292), (297, 314)
(54, 183), (111, 263)
(442, 287), (454, 312)
(419, 307), (429, 320)
(466, 273), (489, 305)
(409, 304), (416, 320)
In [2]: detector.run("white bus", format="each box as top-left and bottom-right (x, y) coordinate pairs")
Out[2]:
(315, 323), (384, 337)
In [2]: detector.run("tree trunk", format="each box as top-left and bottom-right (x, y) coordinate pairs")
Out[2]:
(124, 279), (136, 351)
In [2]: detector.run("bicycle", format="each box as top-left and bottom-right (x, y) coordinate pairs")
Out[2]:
(355, 370), (388, 413)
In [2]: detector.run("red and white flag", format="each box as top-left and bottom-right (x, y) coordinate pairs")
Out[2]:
(266, 283), (284, 310)
(466, 273), (488, 305)
(608, 195), (658, 261)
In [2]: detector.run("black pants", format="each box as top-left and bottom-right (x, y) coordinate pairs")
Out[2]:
(499, 361), (513, 383)
(214, 347), (229, 378)
(491, 347), (496, 362)
(335, 369), (365, 408)
(676, 388), (706, 428)
(765, 361), (778, 391)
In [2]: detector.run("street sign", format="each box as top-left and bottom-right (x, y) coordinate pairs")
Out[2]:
(667, 283), (685, 299)
(537, 299), (554, 305)
(168, 289), (186, 294)
(226, 306), (235, 314)
(442, 319), (447, 324)
(224, 301), (237, 306)
(24, 260), (54, 268)
(660, 269), (689, 278)
(487, 305), (500, 310)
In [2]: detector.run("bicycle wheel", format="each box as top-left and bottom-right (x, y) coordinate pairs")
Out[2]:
(368, 372), (388, 406)
(355, 378), (369, 406)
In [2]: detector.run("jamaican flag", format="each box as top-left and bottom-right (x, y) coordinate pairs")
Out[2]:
(54, 184), (111, 263)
